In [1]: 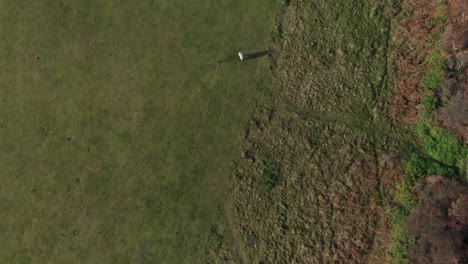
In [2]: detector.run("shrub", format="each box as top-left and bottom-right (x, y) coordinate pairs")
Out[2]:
(387, 151), (456, 263)
(414, 121), (430, 137)
(423, 52), (445, 92)
(419, 95), (438, 112)
(387, 223), (410, 264)
(404, 154), (428, 179)
(404, 153), (456, 178)
(423, 128), (464, 166)
(425, 159), (457, 177)
(263, 159), (281, 190)
(438, 92), (468, 142)
(406, 178), (468, 264)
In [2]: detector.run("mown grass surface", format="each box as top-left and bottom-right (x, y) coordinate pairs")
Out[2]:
(0, 1), (280, 263)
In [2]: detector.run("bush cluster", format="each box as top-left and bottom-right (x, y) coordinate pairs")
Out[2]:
(404, 153), (456, 179)
(263, 159), (281, 190)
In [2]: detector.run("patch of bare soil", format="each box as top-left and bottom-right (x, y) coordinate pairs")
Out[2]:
(406, 177), (468, 264)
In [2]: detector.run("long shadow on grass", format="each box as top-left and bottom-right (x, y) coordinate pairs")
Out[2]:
(242, 50), (270, 60)
(218, 49), (270, 64)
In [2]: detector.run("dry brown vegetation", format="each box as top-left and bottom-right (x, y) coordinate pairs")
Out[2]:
(406, 177), (468, 264)
(390, 0), (468, 263)
(441, 0), (468, 54)
(438, 0), (468, 143)
(391, 0), (445, 122)
(438, 91), (468, 142)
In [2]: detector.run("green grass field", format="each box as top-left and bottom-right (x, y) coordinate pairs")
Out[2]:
(0, 1), (280, 262)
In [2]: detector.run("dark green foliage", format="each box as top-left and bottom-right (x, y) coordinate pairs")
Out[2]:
(414, 121), (466, 167)
(419, 95), (438, 112)
(387, 153), (422, 264)
(404, 154), (457, 178)
(425, 159), (457, 176)
(423, 52), (445, 92)
(422, 128), (465, 166)
(281, 0), (291, 6)
(387, 217), (410, 264)
(393, 122), (467, 263)
(263, 158), (281, 190)
(403, 154), (427, 178)
(414, 121), (430, 137)
(390, 149), (458, 263)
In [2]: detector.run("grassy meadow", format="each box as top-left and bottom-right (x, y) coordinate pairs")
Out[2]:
(226, 0), (418, 262)
(0, 1), (280, 263)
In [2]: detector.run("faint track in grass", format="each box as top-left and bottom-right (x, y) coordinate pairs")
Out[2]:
(227, 0), (415, 262)
(222, 200), (248, 264)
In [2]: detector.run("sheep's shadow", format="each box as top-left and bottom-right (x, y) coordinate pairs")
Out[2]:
(217, 49), (270, 64)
